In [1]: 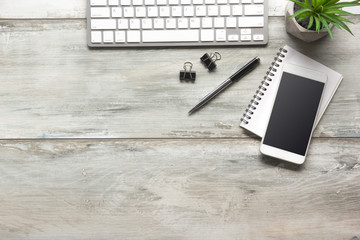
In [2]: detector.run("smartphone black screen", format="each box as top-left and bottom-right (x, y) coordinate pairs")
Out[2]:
(263, 71), (325, 156)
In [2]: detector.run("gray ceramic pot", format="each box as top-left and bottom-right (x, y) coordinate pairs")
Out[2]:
(285, 1), (331, 42)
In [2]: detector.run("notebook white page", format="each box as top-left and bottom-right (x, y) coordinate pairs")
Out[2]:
(240, 45), (343, 137)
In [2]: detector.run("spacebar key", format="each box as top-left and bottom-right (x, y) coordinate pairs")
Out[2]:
(142, 30), (199, 42)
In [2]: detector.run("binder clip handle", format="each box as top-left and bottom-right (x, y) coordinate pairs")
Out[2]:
(180, 62), (196, 82)
(200, 52), (221, 71)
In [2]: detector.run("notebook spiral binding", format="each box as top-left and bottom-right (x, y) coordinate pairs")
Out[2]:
(241, 48), (288, 124)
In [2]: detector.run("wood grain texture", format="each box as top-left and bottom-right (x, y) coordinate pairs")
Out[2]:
(0, 0), (286, 18)
(0, 0), (359, 19)
(0, 1), (359, 239)
(0, 17), (359, 139)
(0, 139), (359, 239)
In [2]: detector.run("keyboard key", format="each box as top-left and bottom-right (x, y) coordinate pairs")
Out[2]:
(109, 0), (120, 5)
(205, 0), (216, 4)
(178, 18), (189, 28)
(118, 19), (129, 29)
(184, 6), (194, 16)
(238, 16), (264, 27)
(241, 35), (251, 41)
(228, 34), (239, 41)
(171, 6), (182, 16)
(91, 0), (107, 6)
(215, 29), (226, 41)
(214, 17), (225, 28)
(232, 5), (242, 15)
(145, 0), (155, 5)
(241, 28), (251, 34)
(241, 0), (251, 3)
(112, 7), (122, 17)
(91, 31), (102, 43)
(91, 7), (110, 18)
(120, 0), (131, 5)
(91, 19), (116, 29)
(142, 30), (199, 42)
(254, 0), (264, 2)
(103, 31), (114, 43)
(201, 29), (214, 41)
(166, 19), (177, 29)
(253, 34), (264, 41)
(154, 19), (165, 28)
(208, 6), (219, 16)
(136, 7), (146, 17)
(190, 18), (201, 28)
(196, 6), (207, 16)
(127, 31), (141, 42)
(244, 5), (264, 15)
(148, 7), (158, 17)
(181, 0), (192, 4)
(202, 18), (213, 28)
(142, 19), (153, 29)
(226, 17), (236, 27)
(193, 0), (204, 4)
(229, 0), (240, 3)
(169, 0), (180, 4)
(220, 5), (231, 16)
(124, 7), (135, 17)
(130, 19), (141, 29)
(115, 31), (126, 42)
(133, 0), (143, 5)
(160, 6), (171, 16)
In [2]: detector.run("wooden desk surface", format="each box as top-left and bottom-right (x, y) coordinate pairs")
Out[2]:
(0, 1), (359, 239)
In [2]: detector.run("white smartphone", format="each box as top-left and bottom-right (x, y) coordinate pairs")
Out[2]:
(260, 63), (327, 164)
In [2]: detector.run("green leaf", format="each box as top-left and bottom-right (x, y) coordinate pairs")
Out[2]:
(308, 15), (315, 29)
(314, 15), (321, 32)
(332, 17), (354, 35)
(324, 0), (341, 7)
(319, 17), (334, 39)
(298, 17), (305, 21)
(337, 22), (354, 35)
(330, 1), (360, 8)
(336, 15), (354, 24)
(324, 9), (355, 16)
(321, 14), (341, 29)
(323, 13), (354, 35)
(291, 8), (312, 18)
(303, 0), (312, 8)
(289, 0), (311, 9)
(318, 0), (328, 6)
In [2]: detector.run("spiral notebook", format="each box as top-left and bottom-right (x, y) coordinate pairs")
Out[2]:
(240, 45), (343, 137)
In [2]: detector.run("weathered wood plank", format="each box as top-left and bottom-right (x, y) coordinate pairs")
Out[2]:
(0, 17), (359, 139)
(0, 138), (359, 239)
(0, 0), (359, 19)
(0, 0), (284, 19)
(0, 0), (86, 19)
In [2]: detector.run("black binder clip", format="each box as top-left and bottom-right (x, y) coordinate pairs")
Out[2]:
(200, 52), (221, 71)
(179, 62), (196, 82)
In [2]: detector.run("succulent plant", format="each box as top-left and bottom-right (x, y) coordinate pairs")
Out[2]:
(289, 0), (360, 39)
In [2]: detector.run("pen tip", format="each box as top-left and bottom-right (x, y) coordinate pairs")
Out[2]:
(188, 107), (197, 115)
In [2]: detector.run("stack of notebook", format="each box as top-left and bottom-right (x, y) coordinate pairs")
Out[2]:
(240, 45), (343, 138)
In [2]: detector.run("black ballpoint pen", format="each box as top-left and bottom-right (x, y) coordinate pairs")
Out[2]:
(188, 56), (260, 115)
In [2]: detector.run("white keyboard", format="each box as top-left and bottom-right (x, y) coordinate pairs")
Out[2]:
(87, 0), (268, 47)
